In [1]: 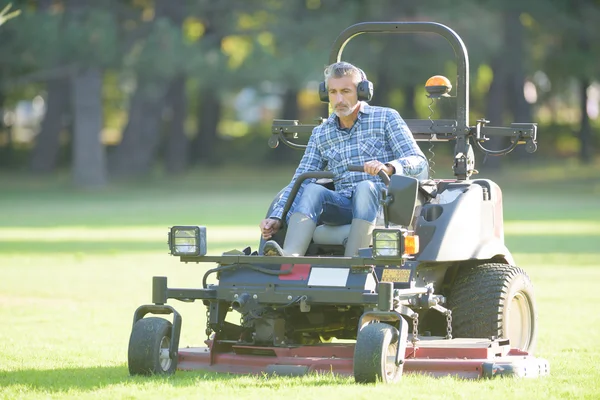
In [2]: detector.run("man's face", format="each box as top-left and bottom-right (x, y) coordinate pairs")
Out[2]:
(327, 75), (359, 118)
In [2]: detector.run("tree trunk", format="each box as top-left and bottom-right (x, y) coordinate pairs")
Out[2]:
(576, 19), (593, 164)
(193, 87), (221, 164)
(482, 55), (508, 171)
(0, 85), (10, 168)
(71, 68), (107, 188)
(189, 2), (224, 166)
(403, 84), (416, 119)
(579, 77), (592, 164)
(108, 0), (180, 178)
(29, 77), (70, 173)
(505, 9), (533, 160)
(159, 0), (187, 174)
(164, 75), (189, 174)
(109, 84), (166, 177)
(482, 9), (530, 172)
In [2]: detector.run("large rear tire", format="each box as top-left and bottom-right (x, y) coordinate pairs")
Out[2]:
(128, 317), (177, 376)
(353, 323), (402, 383)
(448, 263), (537, 353)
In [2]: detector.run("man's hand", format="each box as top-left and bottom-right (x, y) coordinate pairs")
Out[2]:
(260, 218), (282, 240)
(364, 160), (394, 176)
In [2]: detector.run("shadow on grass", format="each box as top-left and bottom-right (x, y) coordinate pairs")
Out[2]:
(0, 241), (250, 254)
(0, 366), (351, 393)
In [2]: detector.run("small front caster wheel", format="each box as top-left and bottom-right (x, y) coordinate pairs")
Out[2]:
(353, 323), (403, 383)
(128, 317), (177, 375)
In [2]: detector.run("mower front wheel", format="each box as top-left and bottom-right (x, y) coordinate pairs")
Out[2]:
(353, 323), (402, 383)
(128, 317), (177, 376)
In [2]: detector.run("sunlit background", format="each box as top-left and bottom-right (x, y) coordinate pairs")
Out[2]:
(0, 0), (598, 187)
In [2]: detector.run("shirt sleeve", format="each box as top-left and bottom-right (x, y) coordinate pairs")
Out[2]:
(270, 130), (326, 220)
(384, 109), (428, 178)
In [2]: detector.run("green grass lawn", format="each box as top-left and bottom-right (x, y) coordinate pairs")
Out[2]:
(0, 162), (599, 399)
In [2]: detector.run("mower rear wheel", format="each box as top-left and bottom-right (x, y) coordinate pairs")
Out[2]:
(128, 317), (177, 375)
(448, 263), (537, 353)
(353, 323), (402, 383)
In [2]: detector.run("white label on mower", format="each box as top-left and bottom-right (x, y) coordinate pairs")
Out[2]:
(307, 268), (349, 287)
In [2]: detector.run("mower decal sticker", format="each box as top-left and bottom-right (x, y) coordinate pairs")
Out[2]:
(279, 264), (311, 280)
(381, 268), (411, 283)
(365, 273), (377, 291)
(307, 268), (350, 287)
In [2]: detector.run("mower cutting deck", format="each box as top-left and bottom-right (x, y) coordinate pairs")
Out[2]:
(177, 337), (549, 379)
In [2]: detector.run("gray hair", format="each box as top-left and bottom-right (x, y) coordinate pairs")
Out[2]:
(323, 62), (364, 87)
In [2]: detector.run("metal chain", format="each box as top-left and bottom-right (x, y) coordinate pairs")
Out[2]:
(205, 308), (212, 338)
(410, 313), (420, 357)
(445, 310), (453, 339)
(427, 98), (436, 178)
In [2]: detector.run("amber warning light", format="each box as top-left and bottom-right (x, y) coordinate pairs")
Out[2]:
(425, 75), (452, 98)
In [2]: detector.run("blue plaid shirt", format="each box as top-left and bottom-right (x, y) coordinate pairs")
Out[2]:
(270, 102), (427, 220)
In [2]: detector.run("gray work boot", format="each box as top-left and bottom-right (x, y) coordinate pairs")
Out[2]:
(263, 240), (285, 256)
(344, 218), (375, 257)
(263, 213), (316, 256)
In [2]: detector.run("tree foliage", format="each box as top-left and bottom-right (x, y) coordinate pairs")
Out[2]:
(0, 0), (598, 186)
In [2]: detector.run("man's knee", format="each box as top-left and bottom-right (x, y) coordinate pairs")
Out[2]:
(353, 180), (380, 221)
(298, 183), (329, 206)
(295, 183), (329, 222)
(302, 182), (328, 196)
(354, 180), (379, 202)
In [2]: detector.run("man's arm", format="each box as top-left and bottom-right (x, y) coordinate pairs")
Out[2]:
(268, 131), (325, 220)
(384, 109), (428, 177)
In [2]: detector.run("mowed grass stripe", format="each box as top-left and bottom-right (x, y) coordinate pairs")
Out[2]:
(505, 220), (600, 235)
(1, 223), (599, 254)
(1, 220), (598, 241)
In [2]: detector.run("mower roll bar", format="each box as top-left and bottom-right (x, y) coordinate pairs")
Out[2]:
(329, 22), (469, 130)
(269, 21), (538, 180)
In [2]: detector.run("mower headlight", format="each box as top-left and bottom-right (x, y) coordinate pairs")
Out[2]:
(373, 229), (404, 257)
(372, 228), (419, 258)
(169, 226), (207, 256)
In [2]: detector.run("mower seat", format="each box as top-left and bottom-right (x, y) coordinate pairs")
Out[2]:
(312, 177), (437, 247)
(312, 224), (353, 246)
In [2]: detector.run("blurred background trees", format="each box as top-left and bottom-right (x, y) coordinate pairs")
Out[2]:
(0, 0), (598, 188)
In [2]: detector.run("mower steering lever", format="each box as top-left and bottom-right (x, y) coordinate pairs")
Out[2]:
(280, 171), (335, 225)
(348, 165), (390, 185)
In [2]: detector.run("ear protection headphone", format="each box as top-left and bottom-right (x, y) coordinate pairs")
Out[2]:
(318, 66), (373, 103)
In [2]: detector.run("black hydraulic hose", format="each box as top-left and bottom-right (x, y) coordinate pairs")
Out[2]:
(277, 128), (307, 150)
(202, 263), (293, 289)
(473, 134), (522, 157)
(276, 295), (306, 309)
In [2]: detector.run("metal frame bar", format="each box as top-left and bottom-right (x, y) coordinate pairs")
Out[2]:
(328, 22), (469, 133)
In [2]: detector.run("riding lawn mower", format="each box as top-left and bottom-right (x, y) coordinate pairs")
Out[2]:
(127, 21), (549, 383)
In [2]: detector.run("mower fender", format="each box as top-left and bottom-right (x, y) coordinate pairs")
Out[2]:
(472, 240), (515, 266)
(132, 304), (182, 360)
